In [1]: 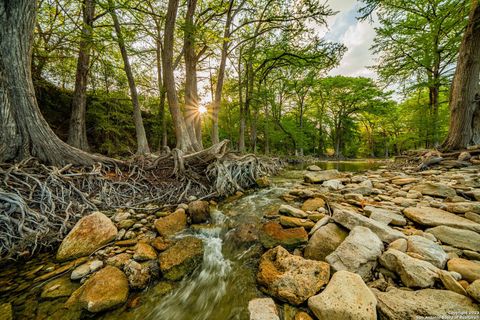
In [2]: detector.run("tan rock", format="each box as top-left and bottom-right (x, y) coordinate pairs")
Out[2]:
(308, 270), (377, 320)
(438, 270), (468, 296)
(279, 216), (315, 229)
(301, 198), (325, 212)
(257, 246), (329, 305)
(154, 209), (187, 237)
(403, 207), (480, 232)
(56, 212), (117, 261)
(158, 236), (203, 280)
(447, 258), (480, 283)
(133, 243), (157, 261)
(260, 221), (308, 250)
(467, 280), (480, 302)
(304, 223), (348, 261)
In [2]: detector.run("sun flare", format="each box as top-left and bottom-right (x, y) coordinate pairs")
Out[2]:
(198, 105), (207, 114)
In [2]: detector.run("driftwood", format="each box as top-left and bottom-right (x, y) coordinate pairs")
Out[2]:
(0, 141), (281, 259)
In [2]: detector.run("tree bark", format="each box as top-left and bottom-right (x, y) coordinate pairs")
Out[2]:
(183, 0), (203, 151)
(164, 0), (195, 152)
(238, 51), (246, 152)
(0, 0), (103, 166)
(211, 0), (234, 145)
(68, 0), (95, 151)
(154, 23), (168, 152)
(108, 0), (150, 155)
(442, 0), (480, 150)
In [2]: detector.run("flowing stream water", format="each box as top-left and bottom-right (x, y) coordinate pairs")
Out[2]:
(0, 161), (380, 320)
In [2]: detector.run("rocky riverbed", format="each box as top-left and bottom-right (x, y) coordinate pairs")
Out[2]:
(1, 159), (480, 319)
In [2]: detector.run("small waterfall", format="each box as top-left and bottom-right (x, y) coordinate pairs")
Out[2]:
(146, 210), (232, 320)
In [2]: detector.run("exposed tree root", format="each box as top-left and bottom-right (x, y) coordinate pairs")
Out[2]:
(0, 141), (281, 259)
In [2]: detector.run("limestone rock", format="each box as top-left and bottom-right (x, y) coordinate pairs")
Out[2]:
(445, 202), (480, 214)
(257, 246), (330, 305)
(326, 226), (384, 281)
(154, 208), (187, 237)
(106, 253), (132, 269)
(447, 258), (480, 283)
(322, 179), (344, 190)
(301, 198), (325, 212)
(388, 238), (407, 252)
(467, 280), (480, 302)
(332, 207), (406, 243)
(71, 260), (103, 280)
(248, 298), (279, 320)
(426, 226), (480, 252)
(158, 236), (203, 280)
(364, 206), (407, 226)
(438, 270), (468, 296)
(124, 259), (150, 289)
(304, 169), (342, 184)
(308, 270), (377, 320)
(151, 237), (173, 252)
(304, 223), (348, 261)
(278, 204), (308, 218)
(188, 200), (211, 224)
(73, 266), (129, 313)
(374, 288), (478, 320)
(379, 249), (439, 288)
(306, 165), (321, 171)
(412, 182), (456, 198)
(279, 216), (315, 229)
(133, 242), (157, 261)
(403, 207), (480, 232)
(406, 235), (448, 269)
(56, 212), (117, 261)
(260, 221), (308, 250)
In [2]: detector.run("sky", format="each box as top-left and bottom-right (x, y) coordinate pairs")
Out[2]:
(322, 0), (378, 79)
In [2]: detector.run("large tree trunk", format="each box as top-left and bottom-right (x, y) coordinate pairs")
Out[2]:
(164, 0), (195, 152)
(183, 0), (202, 151)
(68, 0), (95, 151)
(0, 0), (103, 166)
(154, 24), (168, 152)
(109, 0), (150, 155)
(211, 0), (234, 145)
(442, 0), (480, 150)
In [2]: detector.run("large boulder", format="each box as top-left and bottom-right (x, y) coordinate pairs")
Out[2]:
(304, 223), (348, 261)
(426, 226), (480, 252)
(374, 288), (478, 320)
(248, 298), (280, 320)
(379, 249), (439, 288)
(308, 270), (377, 320)
(57, 212), (117, 261)
(257, 246), (330, 305)
(260, 221), (308, 250)
(158, 236), (203, 280)
(304, 169), (343, 184)
(447, 258), (480, 283)
(332, 207), (406, 243)
(403, 207), (480, 232)
(188, 200), (210, 224)
(154, 208), (187, 237)
(406, 235), (448, 269)
(411, 182), (456, 198)
(326, 226), (383, 281)
(70, 266), (129, 313)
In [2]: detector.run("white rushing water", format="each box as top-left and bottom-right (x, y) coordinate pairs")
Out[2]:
(145, 210), (232, 320)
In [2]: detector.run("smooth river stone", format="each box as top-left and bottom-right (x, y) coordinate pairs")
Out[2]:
(403, 207), (480, 232)
(426, 226), (480, 252)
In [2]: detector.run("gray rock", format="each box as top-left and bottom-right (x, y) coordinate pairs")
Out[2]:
(248, 298), (280, 320)
(71, 260), (104, 280)
(406, 235), (448, 269)
(332, 207), (406, 243)
(374, 288), (478, 320)
(322, 179), (344, 190)
(379, 249), (439, 288)
(308, 270), (377, 320)
(305, 223), (348, 261)
(403, 207), (480, 232)
(326, 226), (384, 281)
(278, 204), (308, 218)
(307, 165), (322, 172)
(412, 182), (456, 198)
(426, 226), (480, 252)
(364, 206), (407, 226)
(304, 169), (343, 184)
